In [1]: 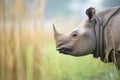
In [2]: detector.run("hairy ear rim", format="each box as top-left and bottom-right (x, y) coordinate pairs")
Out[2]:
(86, 7), (96, 20)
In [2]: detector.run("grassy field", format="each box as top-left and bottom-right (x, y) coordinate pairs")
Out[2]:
(0, 26), (120, 80)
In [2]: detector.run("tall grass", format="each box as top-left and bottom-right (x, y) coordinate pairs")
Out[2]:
(0, 0), (46, 80)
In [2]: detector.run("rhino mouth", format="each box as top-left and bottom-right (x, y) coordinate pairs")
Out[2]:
(56, 47), (72, 54)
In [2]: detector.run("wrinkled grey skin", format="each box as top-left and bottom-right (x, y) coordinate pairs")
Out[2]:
(53, 7), (120, 69)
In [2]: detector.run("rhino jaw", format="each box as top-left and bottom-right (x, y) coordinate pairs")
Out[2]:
(56, 46), (72, 54)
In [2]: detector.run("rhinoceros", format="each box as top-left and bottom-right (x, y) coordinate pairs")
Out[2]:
(53, 6), (120, 69)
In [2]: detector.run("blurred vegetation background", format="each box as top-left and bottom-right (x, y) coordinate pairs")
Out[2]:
(0, 0), (120, 80)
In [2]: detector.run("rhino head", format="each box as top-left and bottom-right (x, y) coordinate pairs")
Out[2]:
(53, 7), (97, 56)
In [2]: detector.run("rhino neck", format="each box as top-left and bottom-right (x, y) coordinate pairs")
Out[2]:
(93, 16), (106, 62)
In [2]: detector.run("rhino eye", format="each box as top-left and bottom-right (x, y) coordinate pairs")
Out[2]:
(72, 33), (77, 37)
(71, 31), (78, 38)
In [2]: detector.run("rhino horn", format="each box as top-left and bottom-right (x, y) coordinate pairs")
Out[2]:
(53, 24), (61, 39)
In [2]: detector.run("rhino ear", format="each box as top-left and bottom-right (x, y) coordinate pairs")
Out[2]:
(86, 7), (96, 20)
